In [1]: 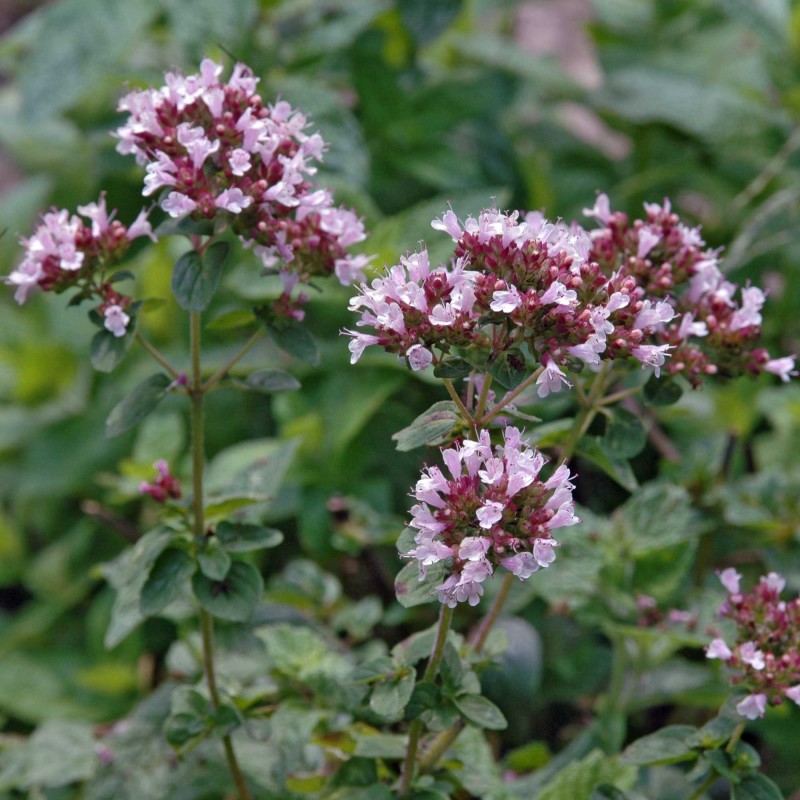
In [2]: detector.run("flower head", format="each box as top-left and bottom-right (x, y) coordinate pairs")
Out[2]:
(706, 571), (800, 718)
(404, 427), (579, 607)
(115, 58), (367, 295)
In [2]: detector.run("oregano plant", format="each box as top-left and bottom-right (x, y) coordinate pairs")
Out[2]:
(2, 57), (798, 800)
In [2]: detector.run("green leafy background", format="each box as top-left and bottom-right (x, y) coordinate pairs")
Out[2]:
(1, 0), (800, 797)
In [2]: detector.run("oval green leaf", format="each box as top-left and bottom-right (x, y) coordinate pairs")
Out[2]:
(140, 548), (196, 617)
(192, 560), (263, 621)
(106, 373), (171, 438)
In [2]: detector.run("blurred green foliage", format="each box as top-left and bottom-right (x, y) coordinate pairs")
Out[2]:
(1, 0), (800, 797)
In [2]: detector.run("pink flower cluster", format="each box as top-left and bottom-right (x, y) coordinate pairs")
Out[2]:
(139, 460), (182, 504)
(347, 199), (795, 391)
(706, 568), (800, 719)
(586, 195), (796, 387)
(6, 194), (155, 337)
(115, 58), (368, 309)
(405, 427), (579, 607)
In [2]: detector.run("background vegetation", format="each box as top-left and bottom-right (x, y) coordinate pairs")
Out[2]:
(0, 0), (799, 797)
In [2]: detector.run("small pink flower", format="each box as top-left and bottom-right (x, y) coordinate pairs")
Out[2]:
(406, 344), (433, 371)
(763, 356), (797, 382)
(785, 685), (800, 705)
(476, 500), (504, 529)
(736, 693), (767, 720)
(706, 638), (732, 661)
(718, 567), (742, 595)
(162, 192), (197, 218)
(739, 641), (765, 670)
(214, 188), (252, 214)
(103, 304), (130, 338)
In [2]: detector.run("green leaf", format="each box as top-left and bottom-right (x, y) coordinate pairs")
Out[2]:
(258, 623), (350, 683)
(643, 375), (684, 406)
(162, 0), (257, 57)
(0, 720), (97, 789)
(15, 0), (160, 120)
(394, 560), (446, 608)
(140, 548), (195, 617)
(205, 437), (299, 507)
(404, 681), (441, 721)
(687, 699), (742, 750)
(262, 316), (319, 364)
(732, 774), (785, 800)
(392, 401), (460, 452)
(165, 711), (209, 748)
(243, 369), (301, 393)
(705, 749), (739, 782)
(398, 0), (461, 45)
(620, 725), (698, 766)
(578, 436), (639, 492)
(433, 357), (473, 380)
(215, 521), (284, 553)
(101, 529), (172, 648)
(617, 483), (696, 554)
(487, 348), (528, 390)
(353, 734), (408, 760)
(171, 241), (229, 312)
(370, 671), (416, 721)
(105, 373), (171, 438)
(192, 560), (263, 621)
(198, 538), (232, 581)
(602, 408), (647, 460)
(538, 750), (637, 800)
(454, 694), (507, 730)
(90, 328), (133, 373)
(206, 308), (257, 330)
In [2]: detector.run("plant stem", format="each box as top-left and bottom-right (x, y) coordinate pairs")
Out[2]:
(479, 365), (544, 426)
(725, 721), (746, 753)
(135, 330), (182, 380)
(469, 572), (514, 653)
(474, 373), (493, 420)
(419, 366), (617, 776)
(399, 604), (454, 799)
(189, 311), (253, 800)
(443, 378), (475, 426)
(202, 327), (264, 392)
(687, 771), (717, 800)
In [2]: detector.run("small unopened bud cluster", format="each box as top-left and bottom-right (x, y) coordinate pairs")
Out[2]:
(347, 198), (795, 392)
(706, 568), (800, 719)
(405, 426), (579, 607)
(116, 58), (368, 315)
(139, 460), (182, 504)
(6, 194), (155, 337)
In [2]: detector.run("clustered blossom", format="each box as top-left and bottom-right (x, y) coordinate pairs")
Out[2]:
(115, 58), (368, 315)
(347, 198), (795, 391)
(139, 460), (182, 504)
(5, 194), (155, 337)
(404, 426), (579, 607)
(706, 568), (800, 719)
(586, 195), (797, 387)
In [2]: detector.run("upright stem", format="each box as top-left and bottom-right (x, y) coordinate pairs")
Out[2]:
(419, 365), (616, 776)
(469, 572), (514, 653)
(189, 311), (253, 800)
(399, 604), (454, 799)
(443, 378), (475, 427)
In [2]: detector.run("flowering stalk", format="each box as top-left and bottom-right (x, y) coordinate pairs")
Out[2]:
(399, 603), (454, 798)
(188, 307), (253, 800)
